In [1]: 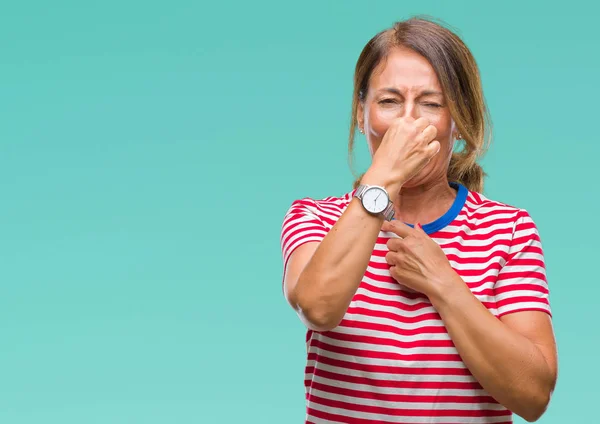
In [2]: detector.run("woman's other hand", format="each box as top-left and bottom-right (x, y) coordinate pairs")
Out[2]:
(382, 219), (456, 298)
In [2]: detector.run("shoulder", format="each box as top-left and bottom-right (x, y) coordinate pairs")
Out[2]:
(464, 189), (536, 224)
(279, 189), (354, 258)
(283, 189), (355, 223)
(462, 189), (542, 243)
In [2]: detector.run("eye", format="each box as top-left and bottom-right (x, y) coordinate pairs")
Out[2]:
(423, 102), (443, 108)
(378, 98), (398, 105)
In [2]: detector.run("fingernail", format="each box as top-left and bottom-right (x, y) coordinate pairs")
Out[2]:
(416, 223), (422, 229)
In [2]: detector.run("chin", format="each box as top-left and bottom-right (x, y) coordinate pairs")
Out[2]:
(402, 164), (444, 189)
(402, 169), (430, 188)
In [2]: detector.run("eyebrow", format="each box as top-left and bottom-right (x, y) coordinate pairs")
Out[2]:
(379, 88), (444, 97)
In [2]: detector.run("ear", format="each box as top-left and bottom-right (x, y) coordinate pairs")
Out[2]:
(450, 120), (461, 153)
(450, 118), (459, 140)
(356, 102), (365, 133)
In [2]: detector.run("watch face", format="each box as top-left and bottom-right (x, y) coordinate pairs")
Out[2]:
(361, 187), (388, 214)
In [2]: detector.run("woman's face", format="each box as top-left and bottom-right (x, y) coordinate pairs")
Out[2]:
(357, 46), (458, 187)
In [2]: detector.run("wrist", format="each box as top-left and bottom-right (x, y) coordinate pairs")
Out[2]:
(360, 170), (401, 202)
(428, 269), (470, 312)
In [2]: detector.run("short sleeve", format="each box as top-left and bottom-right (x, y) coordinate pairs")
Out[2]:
(280, 198), (328, 277)
(494, 209), (551, 318)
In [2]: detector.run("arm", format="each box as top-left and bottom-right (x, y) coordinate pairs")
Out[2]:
(430, 281), (557, 422)
(382, 212), (557, 422)
(430, 211), (557, 422)
(283, 194), (385, 332)
(282, 117), (440, 331)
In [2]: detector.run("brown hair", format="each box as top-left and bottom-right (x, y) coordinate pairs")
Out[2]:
(349, 16), (491, 193)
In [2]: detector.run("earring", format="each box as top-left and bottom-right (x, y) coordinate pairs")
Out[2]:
(359, 127), (364, 134)
(456, 133), (462, 140)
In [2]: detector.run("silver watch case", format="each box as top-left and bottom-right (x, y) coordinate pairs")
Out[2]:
(354, 184), (395, 221)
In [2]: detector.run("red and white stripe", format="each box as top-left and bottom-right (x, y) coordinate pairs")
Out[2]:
(280, 188), (550, 423)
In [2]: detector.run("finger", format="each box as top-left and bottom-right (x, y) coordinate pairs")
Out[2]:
(415, 222), (426, 233)
(414, 117), (430, 133)
(390, 116), (412, 131)
(389, 265), (402, 281)
(382, 219), (414, 238)
(386, 237), (404, 251)
(385, 251), (397, 265)
(424, 140), (441, 157)
(420, 124), (438, 142)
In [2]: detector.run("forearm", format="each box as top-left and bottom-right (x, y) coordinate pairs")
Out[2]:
(430, 275), (555, 422)
(294, 197), (384, 330)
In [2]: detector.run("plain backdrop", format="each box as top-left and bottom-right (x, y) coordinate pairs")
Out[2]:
(1, 1), (598, 423)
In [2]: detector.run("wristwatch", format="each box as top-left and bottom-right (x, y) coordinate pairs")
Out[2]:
(354, 184), (395, 221)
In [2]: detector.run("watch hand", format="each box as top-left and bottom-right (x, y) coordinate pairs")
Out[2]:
(376, 191), (384, 209)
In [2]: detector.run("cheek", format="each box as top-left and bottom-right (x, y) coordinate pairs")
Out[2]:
(429, 124), (454, 164)
(365, 106), (397, 153)
(367, 106), (398, 136)
(430, 114), (455, 150)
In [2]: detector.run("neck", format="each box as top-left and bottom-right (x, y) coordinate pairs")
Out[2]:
(393, 178), (457, 226)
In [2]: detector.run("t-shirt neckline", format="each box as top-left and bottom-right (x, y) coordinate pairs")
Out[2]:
(394, 182), (468, 234)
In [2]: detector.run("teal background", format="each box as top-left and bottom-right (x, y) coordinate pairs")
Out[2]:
(1, 1), (597, 422)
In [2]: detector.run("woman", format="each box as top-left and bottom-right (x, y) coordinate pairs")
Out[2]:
(280, 17), (557, 424)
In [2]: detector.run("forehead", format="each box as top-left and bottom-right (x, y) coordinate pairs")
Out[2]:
(369, 46), (442, 93)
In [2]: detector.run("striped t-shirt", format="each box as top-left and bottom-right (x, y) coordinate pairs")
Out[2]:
(280, 182), (551, 424)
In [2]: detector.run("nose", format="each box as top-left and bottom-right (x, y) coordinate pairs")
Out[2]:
(401, 100), (419, 120)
